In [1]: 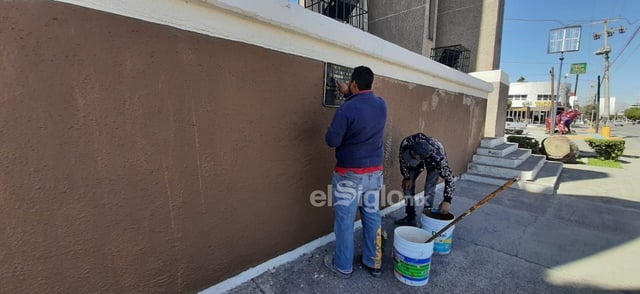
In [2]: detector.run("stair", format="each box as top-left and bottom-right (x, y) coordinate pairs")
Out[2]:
(462, 137), (563, 194)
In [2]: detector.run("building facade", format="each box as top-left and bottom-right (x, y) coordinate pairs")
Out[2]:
(508, 81), (572, 124)
(343, 0), (505, 72)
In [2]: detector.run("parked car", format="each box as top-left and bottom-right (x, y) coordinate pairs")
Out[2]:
(505, 117), (526, 134)
(613, 120), (624, 126)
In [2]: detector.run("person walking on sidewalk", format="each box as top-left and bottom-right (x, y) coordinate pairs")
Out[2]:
(394, 133), (455, 226)
(324, 66), (387, 278)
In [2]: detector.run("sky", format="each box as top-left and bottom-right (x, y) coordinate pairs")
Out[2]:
(500, 0), (640, 110)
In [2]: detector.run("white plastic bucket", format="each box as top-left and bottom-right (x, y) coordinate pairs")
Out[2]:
(421, 209), (455, 255)
(393, 226), (434, 286)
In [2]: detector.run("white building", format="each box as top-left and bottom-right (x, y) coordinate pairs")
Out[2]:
(569, 95), (578, 108)
(508, 81), (572, 107)
(598, 97), (616, 115)
(507, 81), (572, 124)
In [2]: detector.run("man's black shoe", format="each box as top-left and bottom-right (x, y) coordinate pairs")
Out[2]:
(363, 263), (382, 278)
(356, 255), (382, 278)
(394, 215), (417, 226)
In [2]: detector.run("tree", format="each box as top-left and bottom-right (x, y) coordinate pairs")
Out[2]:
(507, 99), (512, 110)
(573, 104), (582, 112)
(624, 108), (640, 120)
(517, 76), (526, 82)
(583, 104), (598, 117)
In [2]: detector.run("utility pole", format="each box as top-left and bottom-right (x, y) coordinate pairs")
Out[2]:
(592, 18), (626, 126)
(595, 75), (601, 133)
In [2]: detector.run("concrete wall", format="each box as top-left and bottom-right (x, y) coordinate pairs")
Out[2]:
(368, 0), (436, 56)
(472, 70), (510, 137)
(436, 0), (504, 72)
(0, 1), (489, 293)
(367, 0), (505, 69)
(477, 0), (505, 71)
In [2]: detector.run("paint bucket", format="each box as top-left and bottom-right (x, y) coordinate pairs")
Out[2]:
(421, 209), (455, 255)
(393, 226), (434, 286)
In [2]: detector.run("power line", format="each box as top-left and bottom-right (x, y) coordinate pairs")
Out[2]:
(627, 42), (640, 59)
(611, 24), (640, 65)
(504, 18), (566, 26)
(505, 17), (639, 26)
(502, 61), (557, 65)
(612, 42), (640, 73)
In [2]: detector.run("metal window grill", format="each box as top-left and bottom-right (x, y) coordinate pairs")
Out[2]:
(304, 0), (368, 31)
(430, 45), (471, 73)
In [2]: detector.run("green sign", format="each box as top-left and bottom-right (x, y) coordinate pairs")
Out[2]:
(570, 63), (587, 74)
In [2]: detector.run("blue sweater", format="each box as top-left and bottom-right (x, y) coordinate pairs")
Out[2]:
(325, 91), (387, 168)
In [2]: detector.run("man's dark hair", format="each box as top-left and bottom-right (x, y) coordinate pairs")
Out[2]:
(350, 66), (374, 90)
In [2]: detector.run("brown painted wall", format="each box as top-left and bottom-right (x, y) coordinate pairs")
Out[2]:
(0, 1), (486, 293)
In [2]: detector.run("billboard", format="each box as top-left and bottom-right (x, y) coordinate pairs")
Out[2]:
(548, 26), (582, 53)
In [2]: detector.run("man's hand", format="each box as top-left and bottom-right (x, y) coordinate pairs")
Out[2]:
(439, 202), (451, 214)
(402, 179), (413, 190)
(337, 80), (349, 96)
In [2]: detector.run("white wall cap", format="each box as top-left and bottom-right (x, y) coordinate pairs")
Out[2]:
(55, 0), (493, 98)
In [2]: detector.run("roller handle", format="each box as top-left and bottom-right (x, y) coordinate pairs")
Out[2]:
(425, 177), (518, 244)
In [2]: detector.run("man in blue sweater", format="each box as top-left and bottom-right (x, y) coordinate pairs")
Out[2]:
(324, 66), (387, 278)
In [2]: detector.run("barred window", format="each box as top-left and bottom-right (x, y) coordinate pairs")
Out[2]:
(303, 0), (368, 31)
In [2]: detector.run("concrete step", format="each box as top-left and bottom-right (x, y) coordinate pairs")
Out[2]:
(480, 137), (505, 148)
(529, 161), (563, 191)
(461, 161), (563, 195)
(472, 148), (532, 168)
(476, 142), (518, 157)
(467, 154), (546, 181)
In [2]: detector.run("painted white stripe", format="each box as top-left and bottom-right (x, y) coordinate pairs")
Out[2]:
(198, 191), (432, 294)
(53, 0), (492, 98)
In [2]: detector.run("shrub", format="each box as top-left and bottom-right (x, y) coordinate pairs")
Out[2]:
(507, 136), (540, 154)
(585, 138), (626, 161)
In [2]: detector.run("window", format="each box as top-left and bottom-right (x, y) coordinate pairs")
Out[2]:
(508, 94), (528, 101)
(304, 0), (368, 31)
(430, 44), (471, 73)
(537, 94), (557, 101)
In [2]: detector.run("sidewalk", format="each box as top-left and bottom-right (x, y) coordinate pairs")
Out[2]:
(223, 126), (640, 294)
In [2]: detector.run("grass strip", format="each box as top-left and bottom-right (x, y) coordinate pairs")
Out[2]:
(587, 158), (623, 169)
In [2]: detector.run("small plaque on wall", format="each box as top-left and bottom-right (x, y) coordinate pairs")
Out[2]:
(323, 63), (353, 107)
